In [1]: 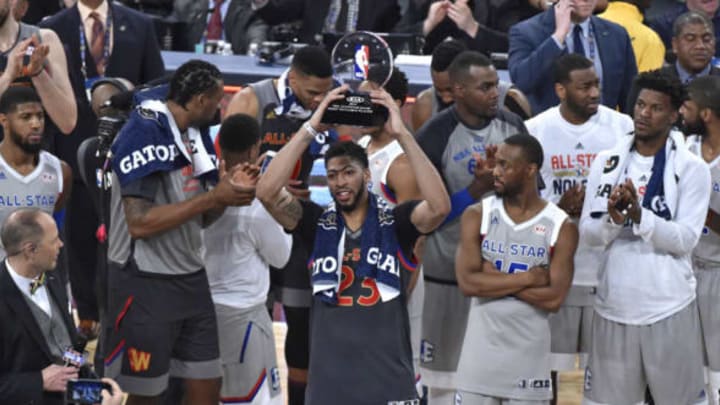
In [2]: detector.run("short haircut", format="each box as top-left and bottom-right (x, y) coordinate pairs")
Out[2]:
(167, 60), (222, 107)
(553, 54), (594, 84)
(324, 141), (369, 169)
(673, 11), (714, 37)
(688, 76), (720, 117)
(368, 67), (409, 106)
(633, 69), (686, 110)
(219, 113), (261, 154)
(0, 86), (41, 114)
(504, 134), (544, 168)
(447, 51), (493, 84)
(1, 208), (44, 256)
(291, 46), (333, 78)
(431, 40), (468, 72)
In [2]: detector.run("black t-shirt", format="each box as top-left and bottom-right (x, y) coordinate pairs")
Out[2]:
(295, 199), (422, 404)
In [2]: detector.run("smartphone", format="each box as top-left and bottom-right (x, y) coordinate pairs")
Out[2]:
(66, 379), (112, 404)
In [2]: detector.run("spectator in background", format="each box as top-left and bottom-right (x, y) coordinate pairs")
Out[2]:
(171, 0), (269, 54)
(20, 0), (66, 25)
(40, 0), (165, 339)
(648, 0), (720, 57)
(402, 0), (541, 55)
(509, 0), (637, 115)
(598, 0), (665, 72)
(626, 11), (720, 114)
(412, 40), (531, 131)
(250, 0), (401, 45)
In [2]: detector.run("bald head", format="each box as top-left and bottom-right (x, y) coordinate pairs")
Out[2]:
(1, 209), (46, 256)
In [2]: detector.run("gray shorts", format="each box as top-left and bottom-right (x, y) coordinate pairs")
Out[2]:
(696, 268), (720, 371)
(549, 286), (595, 370)
(455, 390), (549, 405)
(583, 302), (706, 405)
(420, 278), (471, 388)
(215, 303), (281, 403)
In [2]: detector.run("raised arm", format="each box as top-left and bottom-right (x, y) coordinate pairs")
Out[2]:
(370, 89), (450, 234)
(514, 219), (578, 312)
(34, 30), (77, 134)
(256, 85), (347, 230)
(455, 204), (549, 297)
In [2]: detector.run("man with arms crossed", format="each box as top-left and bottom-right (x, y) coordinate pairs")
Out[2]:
(455, 134), (578, 405)
(580, 70), (710, 405)
(256, 86), (450, 404)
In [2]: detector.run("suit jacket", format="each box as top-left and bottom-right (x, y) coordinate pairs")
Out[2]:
(39, 2), (166, 174)
(647, 3), (720, 58)
(625, 63), (720, 116)
(508, 9), (638, 115)
(0, 262), (80, 405)
(256, 0), (401, 44)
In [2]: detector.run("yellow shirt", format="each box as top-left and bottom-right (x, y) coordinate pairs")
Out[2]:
(599, 2), (665, 72)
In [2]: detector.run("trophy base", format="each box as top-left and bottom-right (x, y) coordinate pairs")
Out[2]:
(320, 91), (388, 127)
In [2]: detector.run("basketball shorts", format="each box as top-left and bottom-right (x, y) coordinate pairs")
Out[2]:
(583, 301), (706, 405)
(455, 390), (549, 405)
(695, 265), (720, 371)
(104, 261), (221, 396)
(549, 285), (595, 371)
(215, 303), (282, 404)
(420, 277), (471, 389)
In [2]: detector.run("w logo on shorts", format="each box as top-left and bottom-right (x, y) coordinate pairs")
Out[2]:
(128, 348), (152, 373)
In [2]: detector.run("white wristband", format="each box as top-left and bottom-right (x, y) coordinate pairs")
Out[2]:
(303, 121), (319, 138)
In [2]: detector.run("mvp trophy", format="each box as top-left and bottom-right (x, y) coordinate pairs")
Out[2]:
(321, 31), (394, 127)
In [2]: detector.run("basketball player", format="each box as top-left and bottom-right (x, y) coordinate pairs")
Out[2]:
(356, 68), (425, 394)
(525, 54), (633, 401)
(416, 50), (528, 403)
(455, 134), (577, 404)
(682, 76), (720, 405)
(412, 40), (531, 132)
(580, 70), (709, 405)
(202, 114), (291, 405)
(255, 85), (450, 404)
(0, 86), (71, 258)
(225, 46), (335, 404)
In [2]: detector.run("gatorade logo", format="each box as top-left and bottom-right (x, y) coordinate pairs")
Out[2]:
(128, 348), (152, 372)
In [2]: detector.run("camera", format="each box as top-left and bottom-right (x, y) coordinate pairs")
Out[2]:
(66, 379), (112, 404)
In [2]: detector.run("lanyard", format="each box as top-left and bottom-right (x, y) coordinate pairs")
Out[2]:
(79, 8), (112, 81)
(586, 24), (596, 61)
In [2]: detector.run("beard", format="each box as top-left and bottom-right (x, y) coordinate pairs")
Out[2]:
(10, 131), (42, 154)
(681, 119), (707, 137)
(333, 186), (366, 213)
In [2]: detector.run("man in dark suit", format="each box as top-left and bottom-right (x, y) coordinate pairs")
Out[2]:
(508, 0), (637, 115)
(39, 0), (165, 339)
(648, 0), (720, 57)
(250, 0), (401, 44)
(626, 11), (720, 115)
(0, 208), (80, 405)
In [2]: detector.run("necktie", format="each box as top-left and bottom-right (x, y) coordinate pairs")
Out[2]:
(207, 0), (224, 40)
(336, 0), (348, 33)
(30, 273), (46, 295)
(572, 25), (585, 56)
(89, 12), (106, 76)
